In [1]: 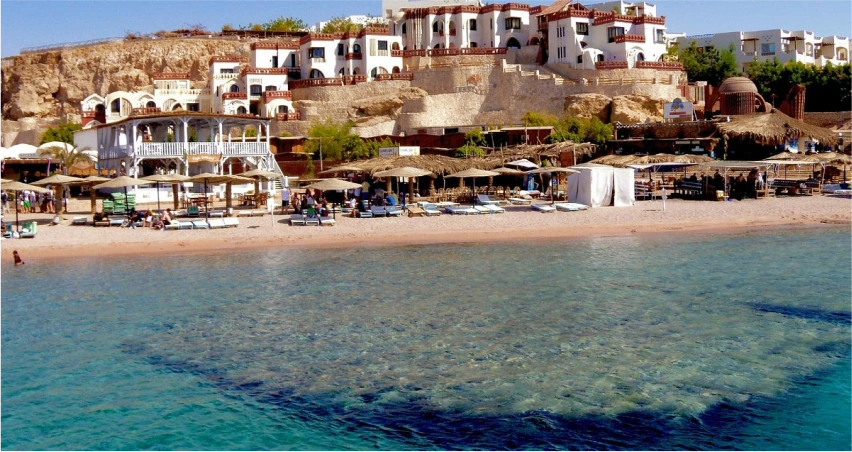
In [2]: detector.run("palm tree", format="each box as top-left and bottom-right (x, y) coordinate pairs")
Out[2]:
(37, 143), (94, 214)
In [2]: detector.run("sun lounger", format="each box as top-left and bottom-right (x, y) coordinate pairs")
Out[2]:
(94, 219), (110, 227)
(236, 210), (253, 217)
(72, 216), (88, 225)
(164, 222), (181, 230)
(446, 206), (479, 215)
(357, 209), (373, 218)
(508, 197), (533, 205)
(531, 204), (556, 213)
(407, 206), (428, 217)
(187, 206), (200, 217)
(477, 194), (502, 205)
(370, 206), (387, 217)
(554, 202), (590, 212)
(223, 217), (240, 228)
(289, 214), (306, 226)
(318, 216), (336, 226)
(208, 218), (226, 229)
(483, 204), (505, 213)
(473, 205), (493, 214)
(422, 204), (442, 216)
(252, 210), (266, 216)
(386, 206), (403, 217)
(19, 221), (37, 238)
(191, 220), (210, 229)
(109, 218), (125, 226)
(209, 210), (225, 218)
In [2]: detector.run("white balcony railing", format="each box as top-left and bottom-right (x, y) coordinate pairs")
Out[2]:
(104, 141), (270, 159)
(153, 88), (211, 96)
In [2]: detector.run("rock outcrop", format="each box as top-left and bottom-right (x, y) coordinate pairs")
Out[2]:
(610, 94), (666, 124)
(564, 93), (612, 122)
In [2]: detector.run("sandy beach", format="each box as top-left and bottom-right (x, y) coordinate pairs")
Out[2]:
(1, 196), (850, 262)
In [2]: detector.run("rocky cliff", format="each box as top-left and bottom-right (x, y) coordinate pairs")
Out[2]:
(2, 37), (251, 143)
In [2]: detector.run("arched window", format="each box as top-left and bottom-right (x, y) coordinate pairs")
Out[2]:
(146, 100), (156, 108)
(392, 66), (400, 74)
(597, 54), (605, 62)
(111, 99), (121, 114)
(236, 106), (247, 114)
(506, 37), (521, 49)
(339, 68), (345, 76)
(434, 44), (441, 49)
(309, 69), (324, 79)
(392, 42), (400, 51)
(172, 103), (183, 111)
(353, 43), (361, 53)
(432, 21), (439, 33)
(230, 85), (239, 93)
(635, 52), (645, 62)
(277, 105), (288, 114)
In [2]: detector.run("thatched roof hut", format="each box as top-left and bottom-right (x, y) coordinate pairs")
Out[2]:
(716, 110), (838, 145)
(351, 155), (500, 176)
(589, 153), (714, 168)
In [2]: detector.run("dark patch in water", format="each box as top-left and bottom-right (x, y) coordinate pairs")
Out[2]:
(748, 302), (851, 325)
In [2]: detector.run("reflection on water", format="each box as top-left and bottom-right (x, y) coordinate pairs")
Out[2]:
(2, 227), (850, 450)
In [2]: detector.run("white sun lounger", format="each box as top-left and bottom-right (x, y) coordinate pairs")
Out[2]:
(508, 197), (533, 205)
(289, 214), (306, 226)
(164, 222), (182, 230)
(446, 206), (479, 215)
(223, 217), (240, 227)
(304, 215), (320, 226)
(191, 220), (210, 229)
(236, 210), (253, 217)
(385, 206), (403, 217)
(209, 210), (225, 218)
(473, 205), (493, 214)
(484, 204), (505, 213)
(319, 216), (336, 226)
(423, 205), (442, 216)
(477, 194), (502, 205)
(208, 218), (227, 229)
(531, 204), (557, 213)
(72, 216), (88, 225)
(554, 202), (590, 212)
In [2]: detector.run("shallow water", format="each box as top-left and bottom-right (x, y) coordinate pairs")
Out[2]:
(2, 226), (850, 450)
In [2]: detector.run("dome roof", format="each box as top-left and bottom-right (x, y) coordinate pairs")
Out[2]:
(718, 77), (758, 94)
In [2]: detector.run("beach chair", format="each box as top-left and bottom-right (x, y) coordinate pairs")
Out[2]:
(531, 204), (556, 213)
(109, 217), (125, 226)
(507, 196), (533, 205)
(19, 221), (37, 238)
(370, 206), (387, 217)
(477, 194), (501, 205)
(385, 206), (403, 217)
(102, 199), (114, 215)
(191, 220), (210, 229)
(304, 208), (320, 226)
(125, 194), (136, 211)
(446, 206), (479, 215)
(483, 204), (505, 213)
(72, 216), (88, 225)
(554, 203), (589, 212)
(177, 220), (194, 230)
(289, 214), (306, 226)
(2, 222), (12, 238)
(209, 210), (225, 218)
(318, 216), (336, 226)
(208, 218), (226, 229)
(473, 205), (493, 214)
(164, 222), (181, 230)
(223, 217), (240, 228)
(422, 204), (442, 216)
(236, 210), (253, 217)
(187, 206), (200, 217)
(407, 206), (427, 217)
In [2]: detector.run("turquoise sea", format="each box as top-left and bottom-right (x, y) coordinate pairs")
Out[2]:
(2, 226), (850, 450)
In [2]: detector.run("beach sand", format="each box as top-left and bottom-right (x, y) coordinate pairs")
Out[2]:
(2, 196), (850, 262)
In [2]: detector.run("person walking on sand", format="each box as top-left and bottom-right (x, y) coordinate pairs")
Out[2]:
(13, 250), (24, 266)
(281, 186), (291, 212)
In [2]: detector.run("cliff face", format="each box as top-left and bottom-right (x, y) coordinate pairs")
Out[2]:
(2, 38), (251, 122)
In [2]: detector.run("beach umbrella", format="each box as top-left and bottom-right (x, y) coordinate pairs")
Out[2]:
(505, 158), (539, 170)
(142, 174), (190, 213)
(93, 176), (153, 214)
(75, 175), (111, 213)
(305, 179), (363, 219)
(237, 169), (282, 208)
(32, 174), (85, 215)
(446, 169), (500, 207)
(374, 167), (434, 206)
(319, 165), (365, 175)
(525, 167), (579, 204)
(187, 173), (253, 219)
(1, 180), (51, 233)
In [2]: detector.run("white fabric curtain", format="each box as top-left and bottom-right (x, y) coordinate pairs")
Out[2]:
(612, 168), (635, 207)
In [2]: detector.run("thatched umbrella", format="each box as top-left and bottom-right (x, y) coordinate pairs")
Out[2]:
(74, 175), (111, 213)
(305, 179), (363, 219)
(93, 176), (153, 214)
(238, 169), (282, 207)
(1, 180), (51, 233)
(374, 167), (434, 205)
(525, 167), (579, 204)
(31, 174), (85, 216)
(187, 173), (253, 218)
(446, 169), (501, 207)
(319, 165), (365, 175)
(142, 174), (191, 213)
(716, 110), (838, 146)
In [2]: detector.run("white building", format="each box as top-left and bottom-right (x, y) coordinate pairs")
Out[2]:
(539, 1), (669, 69)
(382, 0), (481, 21)
(675, 29), (850, 73)
(312, 15), (387, 33)
(394, 2), (533, 50)
(297, 28), (405, 78)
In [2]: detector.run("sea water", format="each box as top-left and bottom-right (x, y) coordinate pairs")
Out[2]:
(2, 227), (850, 450)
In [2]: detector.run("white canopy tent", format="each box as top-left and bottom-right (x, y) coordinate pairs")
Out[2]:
(567, 164), (635, 207)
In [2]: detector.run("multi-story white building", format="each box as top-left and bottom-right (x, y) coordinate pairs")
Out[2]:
(298, 28), (405, 78)
(312, 15), (387, 33)
(539, 1), (669, 69)
(676, 29), (850, 73)
(394, 3), (533, 50)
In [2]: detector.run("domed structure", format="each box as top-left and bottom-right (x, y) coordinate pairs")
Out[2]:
(718, 77), (759, 94)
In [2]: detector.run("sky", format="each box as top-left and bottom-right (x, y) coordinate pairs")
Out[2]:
(1, 0), (851, 57)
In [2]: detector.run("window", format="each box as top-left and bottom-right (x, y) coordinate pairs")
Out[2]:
(607, 26), (625, 43)
(353, 43), (361, 53)
(272, 56), (278, 67)
(577, 55), (583, 64)
(220, 68), (234, 74)
(655, 29), (665, 44)
(761, 43), (776, 55)
(277, 105), (288, 113)
(433, 21), (439, 33)
(402, 23), (406, 34)
(229, 85), (239, 92)
(111, 99), (121, 114)
(505, 17), (521, 30)
(265, 85), (276, 92)
(337, 43), (345, 56)
(309, 69), (324, 78)
(187, 103), (200, 112)
(378, 41), (388, 51)
(576, 22), (589, 36)
(469, 19), (477, 31)
(309, 47), (325, 59)
(490, 19), (493, 30)
(250, 84), (262, 95)
(236, 106), (247, 114)
(470, 42), (478, 48)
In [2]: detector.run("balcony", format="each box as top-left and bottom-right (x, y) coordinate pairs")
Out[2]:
(275, 112), (301, 121)
(222, 92), (247, 100)
(289, 75), (367, 89)
(152, 72), (191, 80)
(374, 73), (415, 81)
(113, 141), (271, 159)
(635, 61), (683, 70)
(131, 107), (162, 116)
(613, 34), (645, 44)
(595, 61), (629, 69)
(240, 67), (292, 77)
(345, 52), (363, 60)
(262, 90), (292, 102)
(153, 88), (210, 96)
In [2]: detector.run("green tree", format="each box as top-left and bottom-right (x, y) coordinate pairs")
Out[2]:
(263, 16), (308, 32)
(353, 137), (395, 160)
(37, 144), (94, 213)
(305, 119), (360, 161)
(747, 59), (851, 112)
(39, 122), (82, 145)
(321, 16), (359, 33)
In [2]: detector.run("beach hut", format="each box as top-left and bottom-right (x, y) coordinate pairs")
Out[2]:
(716, 110), (837, 148)
(566, 164), (635, 207)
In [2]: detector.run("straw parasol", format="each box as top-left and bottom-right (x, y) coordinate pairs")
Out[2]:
(716, 110), (838, 145)
(237, 169), (282, 208)
(304, 178), (362, 191)
(1, 180), (51, 233)
(491, 167), (526, 175)
(373, 167), (434, 205)
(75, 175), (111, 213)
(589, 154), (636, 167)
(318, 165), (365, 175)
(187, 173), (253, 218)
(31, 174), (85, 214)
(446, 169), (501, 206)
(142, 174), (191, 213)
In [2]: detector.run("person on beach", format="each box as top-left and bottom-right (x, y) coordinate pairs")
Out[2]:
(281, 186), (291, 212)
(1, 190), (9, 214)
(161, 209), (172, 227)
(13, 250), (24, 266)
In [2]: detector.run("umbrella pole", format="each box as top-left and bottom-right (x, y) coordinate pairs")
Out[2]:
(205, 179), (210, 220)
(173, 183), (180, 210)
(15, 190), (19, 233)
(90, 184), (96, 214)
(408, 178), (414, 206)
(156, 182), (161, 213)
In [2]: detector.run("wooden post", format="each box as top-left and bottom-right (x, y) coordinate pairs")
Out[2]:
(172, 183), (180, 210)
(408, 178), (415, 204)
(225, 182), (233, 209)
(428, 176), (436, 196)
(90, 185), (96, 214)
